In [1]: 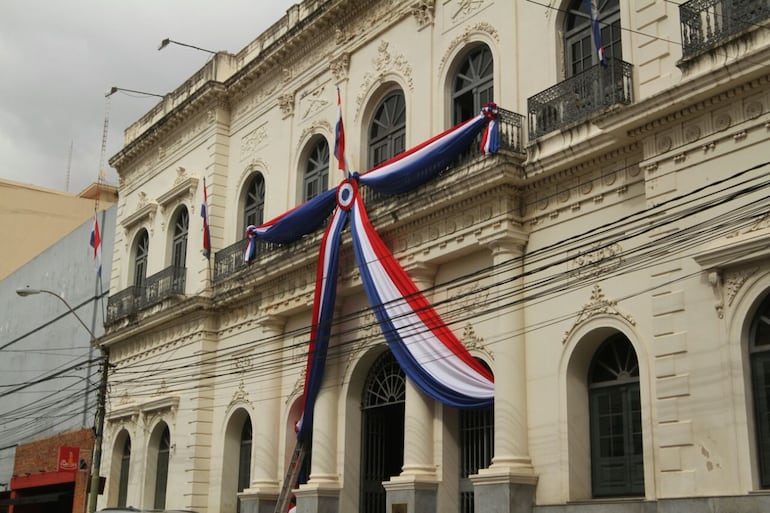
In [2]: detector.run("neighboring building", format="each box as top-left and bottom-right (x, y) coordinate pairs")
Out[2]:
(2, 429), (94, 513)
(0, 203), (116, 512)
(0, 180), (117, 280)
(99, 1), (770, 513)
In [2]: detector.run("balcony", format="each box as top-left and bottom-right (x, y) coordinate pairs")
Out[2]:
(680, 0), (770, 60)
(106, 266), (186, 323)
(214, 238), (281, 282)
(141, 265), (187, 308)
(527, 58), (634, 140)
(212, 107), (525, 282)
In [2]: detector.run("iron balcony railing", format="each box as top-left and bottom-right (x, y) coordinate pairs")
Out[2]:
(213, 106), (524, 282)
(214, 237), (285, 282)
(106, 286), (139, 323)
(106, 266), (186, 323)
(527, 58), (634, 140)
(680, 0), (770, 59)
(141, 265), (186, 308)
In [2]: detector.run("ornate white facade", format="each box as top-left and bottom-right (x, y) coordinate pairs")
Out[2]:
(100, 1), (770, 512)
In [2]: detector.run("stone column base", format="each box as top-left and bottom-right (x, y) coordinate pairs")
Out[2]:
(470, 468), (537, 513)
(383, 475), (439, 513)
(295, 481), (341, 513)
(238, 488), (278, 513)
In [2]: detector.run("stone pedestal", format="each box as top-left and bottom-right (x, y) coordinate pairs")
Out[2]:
(384, 475), (439, 513)
(471, 469), (537, 513)
(295, 482), (341, 513)
(237, 488), (278, 513)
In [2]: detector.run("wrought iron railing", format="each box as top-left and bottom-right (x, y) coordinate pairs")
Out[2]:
(680, 0), (770, 59)
(212, 106), (524, 282)
(106, 286), (139, 323)
(142, 265), (186, 307)
(527, 58), (634, 140)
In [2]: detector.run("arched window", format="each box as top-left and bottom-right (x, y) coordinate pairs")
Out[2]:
(154, 425), (171, 509)
(452, 45), (494, 124)
(134, 230), (149, 290)
(360, 351), (405, 513)
(564, 0), (622, 76)
(237, 417), (252, 509)
(368, 91), (406, 168)
(172, 208), (188, 269)
(588, 334), (644, 497)
(750, 294), (770, 487)
(459, 360), (494, 513)
(304, 139), (329, 202)
(117, 436), (131, 507)
(243, 173), (265, 232)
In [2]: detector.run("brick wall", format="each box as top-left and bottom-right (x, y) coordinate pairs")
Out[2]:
(11, 428), (94, 513)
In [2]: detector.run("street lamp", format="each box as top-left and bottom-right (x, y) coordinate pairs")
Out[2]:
(16, 287), (109, 513)
(158, 37), (217, 55)
(106, 86), (165, 98)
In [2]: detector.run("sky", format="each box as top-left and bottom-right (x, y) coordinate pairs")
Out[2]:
(0, 0), (294, 194)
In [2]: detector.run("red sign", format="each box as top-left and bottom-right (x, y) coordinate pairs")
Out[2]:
(58, 446), (80, 472)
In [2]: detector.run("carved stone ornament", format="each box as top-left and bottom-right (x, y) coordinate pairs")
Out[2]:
(300, 86), (330, 119)
(569, 243), (624, 279)
(278, 92), (295, 117)
(330, 53), (351, 81)
(563, 285), (636, 343)
(411, 0), (436, 29)
(462, 323), (493, 360)
(230, 381), (252, 407)
(440, 22), (500, 72)
(451, 0), (486, 20)
(355, 40), (414, 119)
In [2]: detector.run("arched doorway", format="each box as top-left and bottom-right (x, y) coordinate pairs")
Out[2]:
(360, 350), (405, 513)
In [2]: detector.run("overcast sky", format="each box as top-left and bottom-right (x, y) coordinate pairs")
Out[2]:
(0, 0), (293, 194)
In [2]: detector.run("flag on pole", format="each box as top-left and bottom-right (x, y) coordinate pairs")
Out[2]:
(334, 87), (347, 176)
(583, 0), (607, 66)
(90, 212), (102, 276)
(201, 178), (211, 258)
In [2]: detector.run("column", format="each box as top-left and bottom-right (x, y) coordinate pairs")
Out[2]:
(384, 263), (438, 513)
(471, 231), (536, 513)
(240, 315), (285, 513)
(297, 308), (342, 513)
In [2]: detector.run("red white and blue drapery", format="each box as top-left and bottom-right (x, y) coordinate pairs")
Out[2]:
(249, 104), (500, 441)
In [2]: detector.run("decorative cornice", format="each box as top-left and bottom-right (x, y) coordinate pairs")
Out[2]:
(157, 171), (199, 212)
(120, 198), (158, 233)
(140, 395), (180, 414)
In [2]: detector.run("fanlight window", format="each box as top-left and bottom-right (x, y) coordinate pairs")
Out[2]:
(564, 0), (622, 75)
(588, 334), (644, 497)
(244, 173), (265, 232)
(452, 45), (494, 124)
(368, 91), (406, 168)
(304, 139), (329, 202)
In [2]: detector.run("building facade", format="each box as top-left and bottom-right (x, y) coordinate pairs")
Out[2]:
(0, 203), (116, 512)
(100, 1), (770, 512)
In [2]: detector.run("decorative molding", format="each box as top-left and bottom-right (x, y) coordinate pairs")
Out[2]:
(355, 40), (414, 119)
(440, 22), (500, 73)
(229, 381), (252, 408)
(330, 53), (351, 82)
(296, 121), (332, 152)
(462, 323), (493, 360)
(278, 92), (296, 118)
(411, 0), (435, 29)
(106, 403), (140, 423)
(120, 196), (158, 233)
(563, 285), (636, 343)
(140, 395), (180, 415)
(300, 85), (331, 120)
(569, 243), (624, 279)
(451, 0), (486, 21)
(157, 172), (199, 212)
(241, 125), (269, 159)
